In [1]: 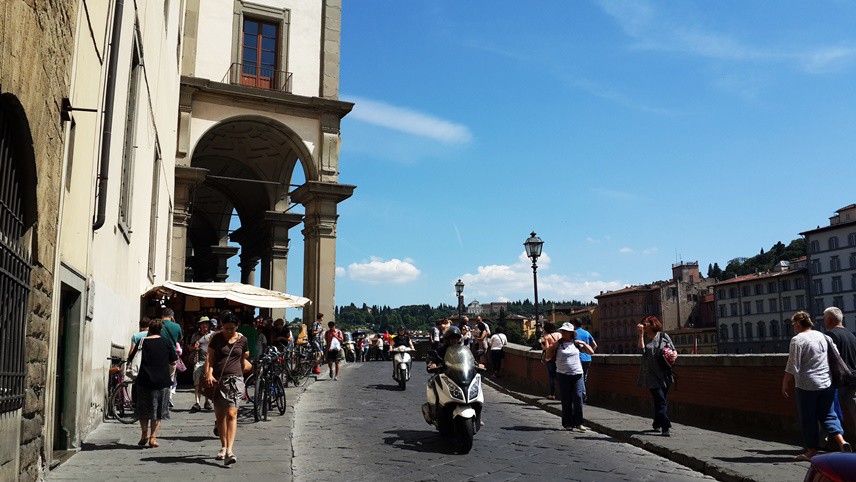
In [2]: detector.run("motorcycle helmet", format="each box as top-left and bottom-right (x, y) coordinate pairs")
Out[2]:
(442, 326), (463, 344)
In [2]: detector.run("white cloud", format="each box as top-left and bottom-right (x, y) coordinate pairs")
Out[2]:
(595, 0), (856, 73)
(347, 257), (421, 285)
(458, 251), (623, 302)
(619, 247), (634, 253)
(345, 96), (473, 144)
(619, 246), (658, 255)
(335, 266), (346, 277)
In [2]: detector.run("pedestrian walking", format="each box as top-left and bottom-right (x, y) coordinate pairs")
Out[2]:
(382, 330), (392, 361)
(474, 317), (491, 366)
(823, 306), (856, 436)
(430, 319), (447, 351)
(129, 317), (150, 358)
(374, 335), (384, 361)
(189, 318), (214, 412)
(555, 323), (594, 431)
(782, 311), (852, 460)
(237, 316), (260, 361)
(133, 319), (178, 448)
(205, 312), (250, 466)
(160, 308), (183, 409)
(325, 321), (344, 380)
(488, 327), (508, 377)
(637, 315), (677, 437)
(539, 322), (562, 400)
(309, 313), (324, 353)
(571, 318), (597, 401)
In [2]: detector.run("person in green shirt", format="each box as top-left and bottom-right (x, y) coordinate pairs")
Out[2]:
(160, 308), (183, 411)
(237, 317), (260, 360)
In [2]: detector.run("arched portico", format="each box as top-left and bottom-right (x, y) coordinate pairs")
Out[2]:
(171, 86), (354, 320)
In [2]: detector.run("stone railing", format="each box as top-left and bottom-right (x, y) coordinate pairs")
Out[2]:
(500, 343), (798, 441)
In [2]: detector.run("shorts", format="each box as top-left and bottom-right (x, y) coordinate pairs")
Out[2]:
(326, 349), (341, 363)
(192, 361), (206, 386)
(136, 385), (170, 420)
(214, 375), (245, 409)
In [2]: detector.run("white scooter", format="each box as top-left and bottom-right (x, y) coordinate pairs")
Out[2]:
(421, 345), (484, 454)
(391, 345), (413, 390)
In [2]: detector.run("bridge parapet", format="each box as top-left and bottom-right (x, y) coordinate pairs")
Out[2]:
(501, 343), (797, 441)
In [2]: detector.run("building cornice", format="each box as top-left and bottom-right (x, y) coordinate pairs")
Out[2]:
(180, 76), (354, 119)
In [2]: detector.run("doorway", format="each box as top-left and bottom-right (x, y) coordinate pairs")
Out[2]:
(52, 281), (82, 456)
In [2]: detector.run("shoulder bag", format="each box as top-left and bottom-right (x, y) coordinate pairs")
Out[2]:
(202, 334), (237, 400)
(826, 335), (855, 388)
(125, 338), (145, 381)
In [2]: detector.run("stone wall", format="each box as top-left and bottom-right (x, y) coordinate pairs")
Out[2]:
(500, 343), (800, 442)
(0, 0), (78, 480)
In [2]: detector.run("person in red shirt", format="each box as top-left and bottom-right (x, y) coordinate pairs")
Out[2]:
(382, 331), (392, 361)
(324, 321), (345, 380)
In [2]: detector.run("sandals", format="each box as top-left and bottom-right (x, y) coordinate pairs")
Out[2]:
(137, 436), (149, 446)
(215, 448), (227, 460)
(148, 438), (159, 448)
(224, 453), (237, 466)
(842, 442), (853, 453)
(795, 453), (813, 461)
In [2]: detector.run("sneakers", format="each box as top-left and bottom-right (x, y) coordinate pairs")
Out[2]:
(190, 403), (201, 413)
(203, 400), (213, 410)
(661, 428), (671, 437)
(334, 376), (338, 381)
(575, 425), (590, 432)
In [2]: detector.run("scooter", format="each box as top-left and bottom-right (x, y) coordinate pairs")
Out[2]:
(391, 345), (413, 390)
(343, 333), (356, 362)
(421, 344), (483, 454)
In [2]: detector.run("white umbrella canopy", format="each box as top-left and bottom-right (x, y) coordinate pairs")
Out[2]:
(144, 281), (311, 309)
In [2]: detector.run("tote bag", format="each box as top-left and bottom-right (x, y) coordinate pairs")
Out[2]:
(125, 339), (144, 381)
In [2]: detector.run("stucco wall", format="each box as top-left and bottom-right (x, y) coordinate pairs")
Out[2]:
(194, 0), (323, 97)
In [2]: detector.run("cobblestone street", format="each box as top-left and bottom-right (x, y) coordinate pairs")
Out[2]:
(292, 362), (714, 481)
(49, 383), (302, 480)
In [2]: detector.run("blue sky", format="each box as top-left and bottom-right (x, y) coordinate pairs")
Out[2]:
(232, 1), (856, 314)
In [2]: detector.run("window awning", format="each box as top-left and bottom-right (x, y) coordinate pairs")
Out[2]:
(144, 281), (311, 309)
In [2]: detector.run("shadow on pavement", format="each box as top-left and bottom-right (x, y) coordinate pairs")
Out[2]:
(80, 442), (141, 452)
(156, 435), (211, 443)
(500, 425), (560, 432)
(140, 454), (222, 468)
(366, 384), (403, 392)
(382, 429), (454, 454)
(714, 455), (800, 464)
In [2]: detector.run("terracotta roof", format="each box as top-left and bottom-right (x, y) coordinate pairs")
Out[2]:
(712, 267), (807, 286)
(790, 256), (807, 263)
(837, 204), (856, 213)
(596, 284), (660, 298)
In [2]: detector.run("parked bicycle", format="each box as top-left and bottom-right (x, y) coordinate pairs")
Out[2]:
(249, 347), (286, 422)
(106, 356), (138, 424)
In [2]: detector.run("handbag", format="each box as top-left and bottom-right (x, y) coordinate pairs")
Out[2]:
(656, 332), (677, 371)
(826, 336), (855, 388)
(175, 355), (187, 373)
(125, 339), (144, 381)
(202, 334), (238, 399)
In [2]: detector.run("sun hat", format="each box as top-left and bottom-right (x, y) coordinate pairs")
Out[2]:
(558, 322), (575, 332)
(198, 316), (210, 323)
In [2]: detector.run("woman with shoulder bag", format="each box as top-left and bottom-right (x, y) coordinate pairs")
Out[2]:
(204, 311), (250, 466)
(637, 315), (677, 437)
(135, 319), (178, 448)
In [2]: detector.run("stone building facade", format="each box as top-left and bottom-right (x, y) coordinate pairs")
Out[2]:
(0, 1), (78, 480)
(802, 204), (856, 327)
(596, 262), (712, 354)
(713, 262), (808, 354)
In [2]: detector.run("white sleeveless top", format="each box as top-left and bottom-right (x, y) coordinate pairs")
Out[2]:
(555, 341), (584, 376)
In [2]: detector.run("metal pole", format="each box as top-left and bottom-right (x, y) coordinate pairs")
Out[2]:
(533, 260), (541, 341)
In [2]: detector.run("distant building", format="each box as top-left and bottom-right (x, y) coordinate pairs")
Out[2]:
(479, 301), (511, 315)
(467, 300), (483, 315)
(672, 327), (718, 354)
(502, 314), (537, 340)
(713, 261), (808, 354)
(595, 262), (712, 354)
(801, 204), (856, 328)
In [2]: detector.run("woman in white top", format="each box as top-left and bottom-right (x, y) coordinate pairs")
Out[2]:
(488, 327), (508, 377)
(782, 311), (851, 460)
(555, 323), (595, 431)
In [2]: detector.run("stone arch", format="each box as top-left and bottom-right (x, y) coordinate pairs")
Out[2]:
(189, 114), (319, 184)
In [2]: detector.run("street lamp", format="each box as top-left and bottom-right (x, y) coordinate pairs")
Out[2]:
(455, 279), (465, 323)
(524, 232), (544, 343)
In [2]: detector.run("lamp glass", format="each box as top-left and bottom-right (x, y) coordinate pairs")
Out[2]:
(455, 279), (464, 296)
(524, 232), (544, 260)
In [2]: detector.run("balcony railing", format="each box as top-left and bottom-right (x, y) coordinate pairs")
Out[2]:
(222, 63), (292, 93)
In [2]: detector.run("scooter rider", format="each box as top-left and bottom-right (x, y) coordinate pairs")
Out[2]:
(393, 326), (414, 376)
(427, 326), (464, 372)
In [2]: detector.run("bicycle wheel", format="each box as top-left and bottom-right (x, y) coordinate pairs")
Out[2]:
(261, 378), (270, 421)
(273, 376), (286, 415)
(110, 383), (138, 424)
(253, 367), (264, 422)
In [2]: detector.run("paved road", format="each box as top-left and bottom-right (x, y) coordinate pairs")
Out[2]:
(292, 362), (714, 481)
(50, 384), (301, 480)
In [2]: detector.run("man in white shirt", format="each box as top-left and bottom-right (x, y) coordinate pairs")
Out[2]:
(488, 327), (508, 377)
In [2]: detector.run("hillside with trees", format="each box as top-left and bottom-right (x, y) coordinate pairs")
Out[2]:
(707, 238), (806, 281)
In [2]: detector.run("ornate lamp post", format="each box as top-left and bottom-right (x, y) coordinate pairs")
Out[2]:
(524, 232), (544, 342)
(455, 279), (465, 323)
